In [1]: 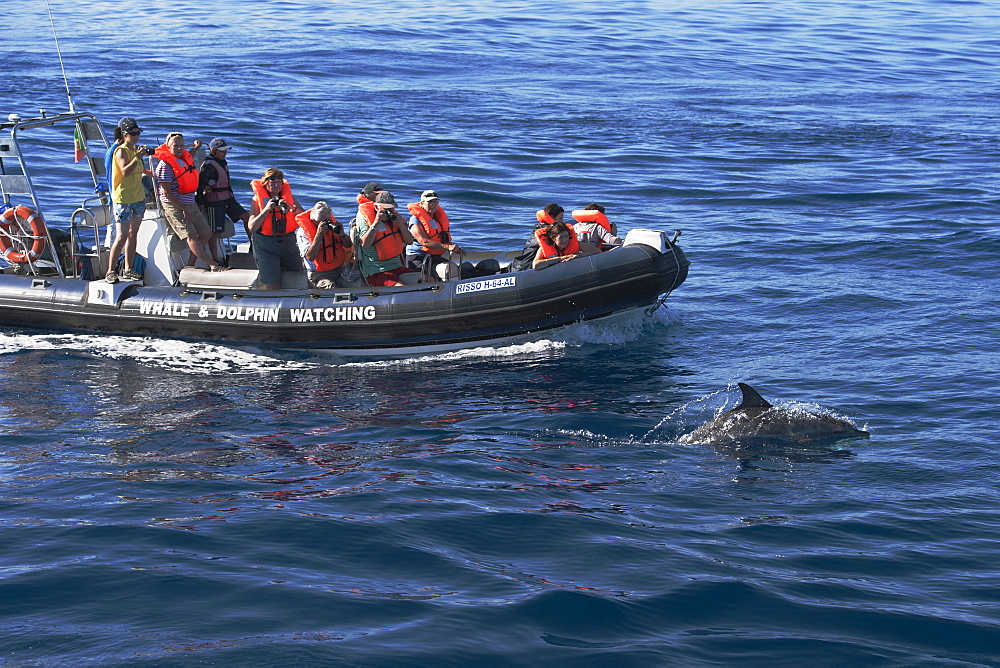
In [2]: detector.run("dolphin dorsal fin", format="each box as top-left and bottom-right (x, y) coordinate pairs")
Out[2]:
(736, 383), (773, 409)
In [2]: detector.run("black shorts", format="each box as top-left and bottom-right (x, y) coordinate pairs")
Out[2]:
(205, 198), (248, 234)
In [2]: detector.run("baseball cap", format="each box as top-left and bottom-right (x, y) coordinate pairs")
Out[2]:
(209, 138), (232, 151)
(374, 191), (397, 207)
(361, 182), (383, 198)
(420, 190), (439, 202)
(118, 116), (142, 133)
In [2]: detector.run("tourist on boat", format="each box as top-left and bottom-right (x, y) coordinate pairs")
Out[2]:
(532, 220), (597, 270)
(105, 117), (152, 283)
(510, 203), (564, 271)
(198, 138), (250, 252)
(357, 181), (384, 207)
(248, 168), (305, 290)
(295, 201), (350, 289)
(406, 190), (463, 280)
(353, 190), (417, 287)
(153, 132), (226, 272)
(353, 182), (384, 229)
(571, 203), (621, 250)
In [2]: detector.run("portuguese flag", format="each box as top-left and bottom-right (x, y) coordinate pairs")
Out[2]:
(74, 125), (86, 163)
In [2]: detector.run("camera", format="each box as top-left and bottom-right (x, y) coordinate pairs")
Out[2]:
(331, 223), (343, 235)
(136, 145), (156, 156)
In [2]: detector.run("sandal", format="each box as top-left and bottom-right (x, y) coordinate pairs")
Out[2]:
(210, 264), (230, 272)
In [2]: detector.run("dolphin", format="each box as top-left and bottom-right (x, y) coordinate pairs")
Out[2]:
(679, 383), (869, 446)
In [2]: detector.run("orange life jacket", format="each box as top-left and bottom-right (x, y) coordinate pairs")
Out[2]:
(571, 209), (612, 234)
(356, 193), (376, 230)
(295, 210), (346, 272)
(407, 202), (451, 255)
(251, 178), (298, 235)
(536, 209), (558, 225)
(535, 226), (580, 261)
(357, 203), (405, 261)
(153, 146), (199, 194)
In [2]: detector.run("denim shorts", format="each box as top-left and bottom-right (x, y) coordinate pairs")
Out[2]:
(113, 200), (146, 224)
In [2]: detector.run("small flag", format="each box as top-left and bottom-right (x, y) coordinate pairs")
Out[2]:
(74, 125), (86, 163)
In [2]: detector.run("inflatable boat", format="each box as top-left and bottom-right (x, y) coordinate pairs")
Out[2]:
(0, 110), (688, 356)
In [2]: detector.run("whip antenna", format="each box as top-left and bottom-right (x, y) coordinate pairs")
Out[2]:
(45, 0), (75, 113)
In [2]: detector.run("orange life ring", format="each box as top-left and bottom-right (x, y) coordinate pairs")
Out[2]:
(0, 205), (48, 264)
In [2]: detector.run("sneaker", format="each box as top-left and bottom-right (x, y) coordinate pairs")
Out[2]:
(105, 270), (119, 284)
(122, 269), (142, 282)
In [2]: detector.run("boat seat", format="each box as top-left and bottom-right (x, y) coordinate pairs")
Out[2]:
(178, 267), (311, 290)
(85, 203), (113, 229)
(623, 229), (670, 253)
(179, 267), (259, 289)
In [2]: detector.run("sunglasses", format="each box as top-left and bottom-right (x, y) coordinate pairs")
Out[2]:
(127, 131), (141, 136)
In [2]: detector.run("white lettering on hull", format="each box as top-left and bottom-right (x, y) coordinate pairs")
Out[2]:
(138, 301), (191, 318)
(214, 306), (281, 322)
(136, 300), (375, 324)
(288, 306), (376, 322)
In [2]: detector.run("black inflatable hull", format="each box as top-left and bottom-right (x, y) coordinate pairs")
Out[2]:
(0, 244), (688, 354)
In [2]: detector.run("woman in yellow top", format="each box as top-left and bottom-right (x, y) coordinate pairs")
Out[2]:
(106, 117), (152, 283)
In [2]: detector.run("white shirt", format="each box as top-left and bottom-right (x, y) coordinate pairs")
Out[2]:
(573, 222), (620, 247)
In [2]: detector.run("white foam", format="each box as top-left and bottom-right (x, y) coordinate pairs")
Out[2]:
(639, 386), (739, 444)
(337, 307), (673, 368)
(339, 339), (567, 368)
(0, 332), (316, 374)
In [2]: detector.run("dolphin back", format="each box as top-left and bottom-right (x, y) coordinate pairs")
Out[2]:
(680, 383), (869, 446)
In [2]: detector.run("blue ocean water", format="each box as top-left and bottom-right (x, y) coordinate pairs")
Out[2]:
(2, 0), (999, 664)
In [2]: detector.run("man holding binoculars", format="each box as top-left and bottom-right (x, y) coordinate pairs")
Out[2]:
(295, 201), (351, 289)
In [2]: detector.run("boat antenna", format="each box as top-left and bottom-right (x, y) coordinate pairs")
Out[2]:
(45, 0), (75, 113)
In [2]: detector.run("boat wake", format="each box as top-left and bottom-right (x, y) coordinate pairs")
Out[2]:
(338, 339), (568, 368)
(0, 307), (676, 374)
(0, 332), (313, 374)
(333, 307), (673, 368)
(547, 306), (676, 346)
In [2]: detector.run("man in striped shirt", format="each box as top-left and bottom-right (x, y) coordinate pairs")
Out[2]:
(154, 132), (226, 271)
